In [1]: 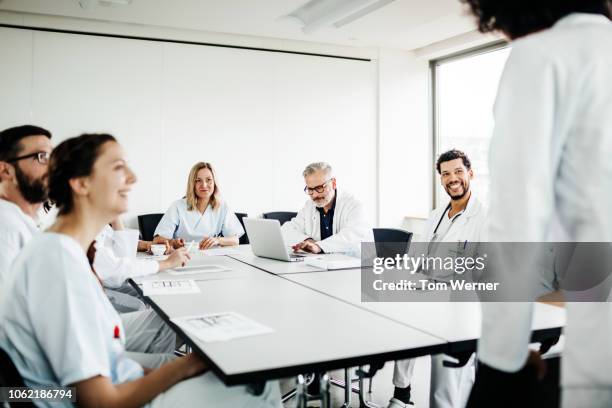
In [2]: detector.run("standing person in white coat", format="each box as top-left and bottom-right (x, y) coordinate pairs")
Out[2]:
(281, 162), (373, 255)
(457, 1), (612, 407)
(389, 150), (487, 408)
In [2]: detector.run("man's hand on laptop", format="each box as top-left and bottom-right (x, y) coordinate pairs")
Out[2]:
(292, 239), (323, 254)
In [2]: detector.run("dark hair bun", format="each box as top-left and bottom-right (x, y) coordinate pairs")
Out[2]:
(47, 133), (116, 215)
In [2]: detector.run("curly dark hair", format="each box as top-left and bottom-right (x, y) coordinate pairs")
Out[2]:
(47, 133), (116, 215)
(436, 149), (472, 174)
(460, 0), (611, 39)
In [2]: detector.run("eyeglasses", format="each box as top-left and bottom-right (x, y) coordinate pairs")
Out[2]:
(7, 151), (50, 165)
(304, 178), (332, 195)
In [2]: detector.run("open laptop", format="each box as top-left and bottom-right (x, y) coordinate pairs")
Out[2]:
(243, 218), (316, 262)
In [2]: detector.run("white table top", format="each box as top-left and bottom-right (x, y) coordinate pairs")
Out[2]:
(285, 269), (566, 352)
(133, 254), (261, 283)
(229, 252), (327, 274)
(132, 252), (565, 384)
(136, 244), (252, 260)
(131, 257), (447, 385)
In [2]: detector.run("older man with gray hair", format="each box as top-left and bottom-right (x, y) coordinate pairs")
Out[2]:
(281, 162), (372, 255)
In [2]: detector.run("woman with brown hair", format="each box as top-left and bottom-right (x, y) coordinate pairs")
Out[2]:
(0, 134), (280, 407)
(153, 162), (244, 250)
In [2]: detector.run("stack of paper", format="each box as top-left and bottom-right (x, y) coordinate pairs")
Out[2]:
(172, 312), (274, 342)
(201, 247), (241, 256)
(168, 264), (230, 275)
(304, 254), (361, 270)
(142, 279), (201, 295)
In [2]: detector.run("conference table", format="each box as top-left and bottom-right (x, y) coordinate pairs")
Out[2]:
(131, 246), (565, 407)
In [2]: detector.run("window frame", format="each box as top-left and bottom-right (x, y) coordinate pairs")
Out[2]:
(430, 40), (510, 208)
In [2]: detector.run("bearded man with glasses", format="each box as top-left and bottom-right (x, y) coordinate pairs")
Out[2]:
(281, 161), (373, 255)
(0, 125), (53, 287)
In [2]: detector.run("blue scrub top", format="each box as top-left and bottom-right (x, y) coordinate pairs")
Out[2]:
(154, 198), (244, 242)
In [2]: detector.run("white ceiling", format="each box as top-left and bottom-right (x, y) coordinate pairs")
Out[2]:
(0, 0), (478, 50)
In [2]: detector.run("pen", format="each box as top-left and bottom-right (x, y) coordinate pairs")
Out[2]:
(187, 241), (195, 252)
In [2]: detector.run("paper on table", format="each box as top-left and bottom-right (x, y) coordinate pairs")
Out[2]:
(303, 254), (361, 270)
(142, 279), (201, 295)
(138, 254), (168, 260)
(201, 247), (241, 256)
(171, 312), (274, 342)
(167, 264), (230, 275)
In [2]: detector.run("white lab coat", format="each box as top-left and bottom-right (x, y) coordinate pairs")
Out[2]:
(94, 225), (158, 289)
(421, 194), (487, 245)
(393, 194), (486, 408)
(478, 12), (612, 400)
(281, 191), (373, 255)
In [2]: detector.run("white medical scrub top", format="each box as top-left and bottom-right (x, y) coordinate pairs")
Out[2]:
(154, 198), (244, 242)
(0, 233), (143, 408)
(0, 199), (38, 289)
(94, 225), (158, 288)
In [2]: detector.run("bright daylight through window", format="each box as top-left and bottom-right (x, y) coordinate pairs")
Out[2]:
(434, 45), (511, 207)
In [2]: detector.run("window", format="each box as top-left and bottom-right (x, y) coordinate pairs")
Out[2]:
(432, 44), (511, 207)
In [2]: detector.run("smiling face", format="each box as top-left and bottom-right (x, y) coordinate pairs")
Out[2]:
(194, 167), (215, 201)
(84, 141), (136, 218)
(439, 158), (473, 201)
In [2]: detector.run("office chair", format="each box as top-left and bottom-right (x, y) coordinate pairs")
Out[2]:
(262, 211), (297, 226)
(235, 212), (249, 245)
(373, 228), (413, 258)
(328, 229), (413, 407)
(137, 213), (164, 241)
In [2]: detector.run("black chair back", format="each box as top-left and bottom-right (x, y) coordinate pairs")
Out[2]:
(0, 347), (34, 407)
(262, 211), (297, 226)
(235, 212), (249, 245)
(373, 228), (413, 258)
(137, 213), (164, 241)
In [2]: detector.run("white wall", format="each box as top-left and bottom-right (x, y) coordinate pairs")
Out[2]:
(1, 12), (486, 231)
(0, 25), (377, 229)
(378, 48), (432, 226)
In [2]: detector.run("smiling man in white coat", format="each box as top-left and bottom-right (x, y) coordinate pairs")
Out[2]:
(458, 1), (612, 407)
(281, 162), (373, 255)
(388, 149), (487, 408)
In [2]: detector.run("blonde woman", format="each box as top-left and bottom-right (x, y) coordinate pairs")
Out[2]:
(154, 162), (244, 250)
